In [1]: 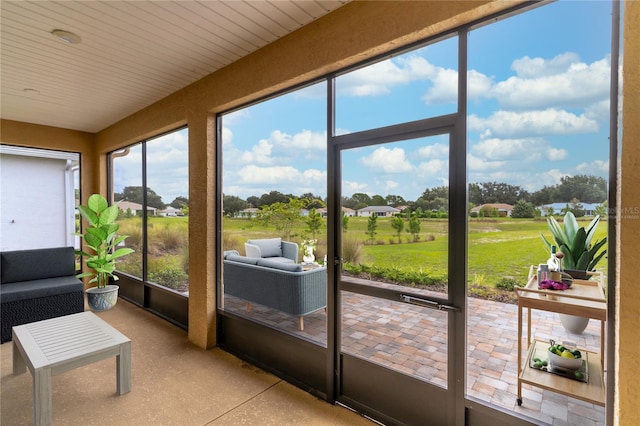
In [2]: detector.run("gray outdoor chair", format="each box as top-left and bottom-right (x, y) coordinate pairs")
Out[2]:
(244, 238), (298, 264)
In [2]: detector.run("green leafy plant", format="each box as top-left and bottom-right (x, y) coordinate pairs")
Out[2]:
(75, 194), (134, 288)
(540, 211), (606, 271)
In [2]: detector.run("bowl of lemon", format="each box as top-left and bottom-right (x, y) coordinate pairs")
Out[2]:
(548, 343), (583, 370)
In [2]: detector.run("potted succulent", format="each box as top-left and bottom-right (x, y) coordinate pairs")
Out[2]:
(541, 211), (607, 279)
(540, 211), (607, 333)
(75, 194), (134, 311)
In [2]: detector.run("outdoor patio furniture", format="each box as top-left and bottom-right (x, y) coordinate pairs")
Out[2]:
(12, 311), (131, 425)
(223, 250), (326, 330)
(1, 247), (84, 343)
(244, 238), (298, 264)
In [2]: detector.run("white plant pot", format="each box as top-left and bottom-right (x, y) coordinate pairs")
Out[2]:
(86, 284), (119, 311)
(559, 313), (590, 334)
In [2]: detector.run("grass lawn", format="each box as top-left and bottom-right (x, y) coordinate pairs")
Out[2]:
(223, 216), (608, 288)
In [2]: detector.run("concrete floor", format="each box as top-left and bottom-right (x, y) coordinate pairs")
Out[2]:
(0, 300), (374, 426)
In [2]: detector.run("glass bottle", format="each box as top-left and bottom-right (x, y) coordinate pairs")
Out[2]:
(547, 245), (560, 272)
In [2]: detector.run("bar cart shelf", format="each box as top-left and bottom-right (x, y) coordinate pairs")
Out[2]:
(514, 267), (606, 407)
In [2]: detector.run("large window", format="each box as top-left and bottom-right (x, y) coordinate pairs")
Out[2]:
(465, 2), (611, 422)
(110, 128), (189, 294)
(220, 82), (328, 340)
(217, 2), (615, 424)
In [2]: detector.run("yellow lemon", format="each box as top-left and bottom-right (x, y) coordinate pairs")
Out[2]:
(561, 350), (575, 359)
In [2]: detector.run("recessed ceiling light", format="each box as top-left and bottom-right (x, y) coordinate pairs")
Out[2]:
(51, 29), (81, 44)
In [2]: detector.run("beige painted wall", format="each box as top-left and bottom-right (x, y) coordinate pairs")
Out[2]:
(617, 2), (640, 424)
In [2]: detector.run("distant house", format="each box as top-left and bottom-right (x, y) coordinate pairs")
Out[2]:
(159, 206), (181, 217)
(117, 201), (157, 216)
(540, 203), (600, 217)
(236, 208), (259, 218)
(317, 207), (356, 218)
(356, 206), (401, 217)
(470, 203), (513, 217)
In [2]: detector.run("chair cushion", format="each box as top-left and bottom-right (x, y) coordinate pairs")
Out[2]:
(257, 258), (302, 272)
(223, 250), (240, 259)
(247, 238), (282, 258)
(1, 247), (76, 284)
(0, 276), (83, 303)
(225, 254), (260, 265)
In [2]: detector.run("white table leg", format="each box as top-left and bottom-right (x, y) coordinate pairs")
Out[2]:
(117, 341), (132, 395)
(13, 341), (26, 374)
(34, 368), (52, 426)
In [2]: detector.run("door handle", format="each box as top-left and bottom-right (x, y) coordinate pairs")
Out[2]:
(400, 294), (461, 312)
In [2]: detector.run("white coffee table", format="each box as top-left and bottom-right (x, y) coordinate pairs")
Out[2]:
(12, 311), (131, 426)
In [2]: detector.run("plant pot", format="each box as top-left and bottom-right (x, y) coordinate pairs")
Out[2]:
(86, 285), (119, 311)
(564, 269), (593, 280)
(559, 313), (590, 334)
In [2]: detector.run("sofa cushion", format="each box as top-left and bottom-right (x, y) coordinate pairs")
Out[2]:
(0, 276), (84, 303)
(223, 250), (240, 259)
(1, 247), (76, 284)
(257, 258), (303, 272)
(225, 254), (260, 265)
(247, 238), (282, 258)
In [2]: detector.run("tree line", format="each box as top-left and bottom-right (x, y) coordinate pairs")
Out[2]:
(224, 174), (607, 217)
(114, 186), (188, 211)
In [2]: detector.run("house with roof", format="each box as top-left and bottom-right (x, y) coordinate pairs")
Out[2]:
(356, 206), (401, 217)
(470, 203), (513, 217)
(116, 201), (157, 216)
(317, 206), (356, 218)
(540, 202), (601, 217)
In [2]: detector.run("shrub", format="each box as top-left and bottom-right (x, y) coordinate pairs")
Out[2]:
(342, 237), (362, 263)
(495, 277), (521, 291)
(148, 267), (188, 290)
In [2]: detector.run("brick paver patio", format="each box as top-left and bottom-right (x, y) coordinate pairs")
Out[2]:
(223, 289), (606, 425)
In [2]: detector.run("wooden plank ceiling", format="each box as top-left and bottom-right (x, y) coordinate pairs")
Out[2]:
(0, 1), (348, 133)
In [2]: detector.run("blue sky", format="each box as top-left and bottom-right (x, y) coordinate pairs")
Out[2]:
(114, 1), (616, 206)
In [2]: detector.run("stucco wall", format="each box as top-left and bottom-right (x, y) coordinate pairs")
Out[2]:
(617, 2), (640, 424)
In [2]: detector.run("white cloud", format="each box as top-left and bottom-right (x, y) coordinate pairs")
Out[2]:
(342, 180), (368, 196)
(491, 55), (611, 109)
(576, 159), (609, 174)
(468, 109), (598, 138)
(237, 165), (300, 184)
(416, 159), (447, 176)
(221, 127), (233, 145)
(418, 143), (449, 158)
(361, 146), (413, 173)
(467, 153), (506, 172)
(467, 69), (495, 101)
(511, 52), (580, 78)
(546, 147), (568, 161)
(240, 139), (273, 165)
(472, 137), (566, 162)
(422, 67), (457, 104)
(382, 180), (399, 192)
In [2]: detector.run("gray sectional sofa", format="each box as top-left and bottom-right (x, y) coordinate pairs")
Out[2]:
(223, 250), (326, 330)
(0, 246), (85, 343)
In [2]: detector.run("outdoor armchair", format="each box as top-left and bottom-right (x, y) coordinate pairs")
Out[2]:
(244, 238), (298, 264)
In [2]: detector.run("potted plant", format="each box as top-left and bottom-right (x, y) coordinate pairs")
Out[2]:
(541, 211), (607, 279)
(540, 211), (607, 333)
(75, 194), (134, 311)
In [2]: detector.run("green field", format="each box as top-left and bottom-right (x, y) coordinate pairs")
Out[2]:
(223, 216), (608, 288)
(115, 214), (608, 292)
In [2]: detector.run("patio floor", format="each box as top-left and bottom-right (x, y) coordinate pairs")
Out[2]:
(0, 300), (373, 426)
(1, 294), (606, 425)
(223, 290), (606, 426)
